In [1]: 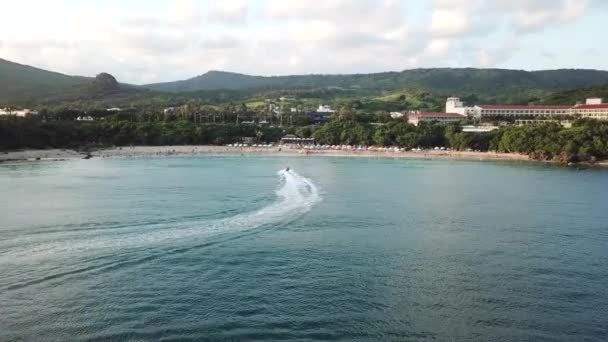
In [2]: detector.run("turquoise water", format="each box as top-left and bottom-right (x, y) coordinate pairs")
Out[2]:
(1, 157), (607, 341)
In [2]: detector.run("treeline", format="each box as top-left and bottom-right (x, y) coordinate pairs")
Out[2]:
(312, 120), (486, 149)
(311, 119), (608, 163)
(497, 120), (608, 163)
(0, 117), (283, 150)
(2, 116), (608, 164)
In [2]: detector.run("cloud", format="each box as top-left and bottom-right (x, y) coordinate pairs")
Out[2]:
(583, 48), (600, 57)
(510, 0), (590, 32)
(430, 8), (469, 36)
(114, 29), (198, 55)
(207, 0), (248, 24)
(0, 0), (603, 83)
(166, 0), (203, 26)
(541, 51), (556, 60)
(475, 38), (518, 68)
(203, 33), (242, 50)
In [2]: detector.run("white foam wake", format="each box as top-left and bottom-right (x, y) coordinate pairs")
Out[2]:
(1, 169), (322, 263)
(208, 169), (321, 234)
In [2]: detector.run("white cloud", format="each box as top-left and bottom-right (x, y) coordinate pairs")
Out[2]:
(166, 0), (203, 26)
(510, 0), (590, 32)
(425, 39), (450, 57)
(431, 8), (469, 36)
(475, 38), (518, 68)
(203, 33), (242, 50)
(0, 0), (604, 83)
(207, 0), (248, 24)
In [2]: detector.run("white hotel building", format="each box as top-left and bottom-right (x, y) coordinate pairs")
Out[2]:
(446, 97), (608, 120)
(405, 97), (608, 126)
(0, 108), (38, 117)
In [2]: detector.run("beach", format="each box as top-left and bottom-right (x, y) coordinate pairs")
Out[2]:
(0, 145), (534, 163)
(0, 149), (86, 162)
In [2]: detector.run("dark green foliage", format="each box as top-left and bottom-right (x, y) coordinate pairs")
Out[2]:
(313, 120), (373, 145)
(445, 124), (497, 151)
(5, 57), (608, 107)
(538, 85), (608, 105)
(2, 115), (608, 164)
(496, 120), (608, 162)
(0, 58), (90, 103)
(0, 117), (284, 150)
(144, 68), (608, 104)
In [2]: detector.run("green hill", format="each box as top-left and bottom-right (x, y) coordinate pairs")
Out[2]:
(539, 85), (608, 105)
(144, 68), (608, 102)
(0, 59), (157, 106)
(0, 58), (92, 103)
(3, 57), (608, 106)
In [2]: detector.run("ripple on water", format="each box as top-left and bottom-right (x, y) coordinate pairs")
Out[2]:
(1, 158), (608, 341)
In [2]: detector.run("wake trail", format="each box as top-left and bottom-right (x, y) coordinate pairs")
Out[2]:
(0, 169), (321, 291)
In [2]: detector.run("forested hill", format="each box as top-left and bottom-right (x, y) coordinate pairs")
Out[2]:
(3, 56), (608, 105)
(0, 58), (92, 102)
(144, 68), (608, 96)
(539, 85), (608, 105)
(0, 59), (152, 105)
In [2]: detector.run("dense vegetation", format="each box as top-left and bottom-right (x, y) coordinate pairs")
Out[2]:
(0, 58), (91, 103)
(3, 58), (608, 164)
(3, 113), (607, 164)
(0, 117), (284, 149)
(144, 68), (608, 103)
(538, 85), (608, 105)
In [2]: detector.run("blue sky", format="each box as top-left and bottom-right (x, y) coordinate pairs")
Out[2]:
(0, 0), (606, 84)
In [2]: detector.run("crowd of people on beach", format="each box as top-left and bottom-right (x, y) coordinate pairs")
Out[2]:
(266, 143), (456, 154)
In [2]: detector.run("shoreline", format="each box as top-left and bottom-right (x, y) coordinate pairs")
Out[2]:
(1, 146), (607, 167)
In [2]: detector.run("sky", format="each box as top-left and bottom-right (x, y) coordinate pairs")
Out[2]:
(0, 0), (606, 84)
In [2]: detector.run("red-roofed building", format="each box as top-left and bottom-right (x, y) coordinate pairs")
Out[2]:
(474, 105), (572, 117)
(407, 111), (466, 126)
(573, 102), (608, 120)
(445, 96), (608, 121)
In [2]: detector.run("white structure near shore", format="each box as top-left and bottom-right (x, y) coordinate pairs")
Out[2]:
(407, 111), (466, 126)
(446, 97), (608, 120)
(0, 108), (38, 117)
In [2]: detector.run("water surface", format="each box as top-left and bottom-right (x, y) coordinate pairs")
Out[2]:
(1, 157), (607, 341)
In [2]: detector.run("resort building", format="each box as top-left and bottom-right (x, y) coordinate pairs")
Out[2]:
(461, 125), (499, 133)
(445, 97), (608, 120)
(316, 105), (334, 113)
(473, 105), (572, 117)
(515, 120), (573, 128)
(407, 111), (466, 126)
(307, 105), (335, 124)
(572, 101), (608, 120)
(445, 97), (467, 116)
(280, 134), (315, 145)
(0, 108), (38, 117)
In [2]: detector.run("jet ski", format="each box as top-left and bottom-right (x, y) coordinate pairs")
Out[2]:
(285, 167), (290, 172)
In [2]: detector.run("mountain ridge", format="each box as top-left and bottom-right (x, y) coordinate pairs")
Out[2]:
(3, 57), (608, 105)
(143, 68), (608, 97)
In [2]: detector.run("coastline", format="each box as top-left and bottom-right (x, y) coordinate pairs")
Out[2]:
(1, 145), (606, 167)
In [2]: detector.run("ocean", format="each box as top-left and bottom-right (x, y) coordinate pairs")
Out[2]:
(1, 157), (607, 341)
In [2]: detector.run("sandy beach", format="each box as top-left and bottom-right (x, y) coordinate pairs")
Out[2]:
(1, 145), (532, 163)
(4, 144), (608, 166)
(0, 149), (86, 162)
